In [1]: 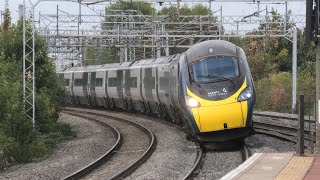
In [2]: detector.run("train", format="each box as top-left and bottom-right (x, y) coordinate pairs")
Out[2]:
(58, 40), (255, 142)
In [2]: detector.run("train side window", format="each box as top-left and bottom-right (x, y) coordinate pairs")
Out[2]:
(108, 78), (117, 87)
(64, 79), (70, 86)
(130, 77), (137, 88)
(95, 78), (103, 87)
(74, 79), (83, 86)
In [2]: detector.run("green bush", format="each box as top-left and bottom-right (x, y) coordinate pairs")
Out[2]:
(0, 5), (75, 170)
(255, 65), (316, 113)
(255, 72), (292, 112)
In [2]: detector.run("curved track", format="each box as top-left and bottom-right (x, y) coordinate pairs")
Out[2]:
(63, 108), (156, 180)
(182, 143), (204, 180)
(253, 113), (316, 145)
(62, 113), (122, 180)
(240, 143), (250, 162)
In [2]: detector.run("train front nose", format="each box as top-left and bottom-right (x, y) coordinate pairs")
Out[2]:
(198, 101), (246, 132)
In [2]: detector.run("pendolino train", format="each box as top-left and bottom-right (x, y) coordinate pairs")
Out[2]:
(58, 40), (255, 142)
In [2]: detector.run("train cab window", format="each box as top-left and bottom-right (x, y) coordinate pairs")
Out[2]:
(190, 56), (239, 83)
(95, 78), (103, 87)
(74, 79), (83, 86)
(64, 79), (70, 86)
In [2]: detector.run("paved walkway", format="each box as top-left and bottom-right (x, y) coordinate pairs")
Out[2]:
(221, 153), (320, 180)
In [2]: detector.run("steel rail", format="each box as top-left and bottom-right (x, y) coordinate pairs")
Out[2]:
(182, 143), (204, 180)
(254, 124), (314, 147)
(254, 121), (315, 135)
(240, 143), (249, 162)
(62, 112), (122, 180)
(64, 108), (157, 180)
(253, 112), (315, 124)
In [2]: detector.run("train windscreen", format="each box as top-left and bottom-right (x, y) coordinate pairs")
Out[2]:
(190, 56), (239, 83)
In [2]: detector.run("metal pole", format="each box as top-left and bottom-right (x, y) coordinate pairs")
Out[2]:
(23, 0), (36, 128)
(0, 11), (2, 24)
(316, 41), (320, 153)
(297, 94), (305, 156)
(32, 3), (36, 128)
(219, 6), (222, 40)
(292, 28), (297, 112)
(257, 1), (260, 17)
(23, 0), (26, 108)
(177, 0), (180, 16)
(57, 5), (59, 68)
(284, 1), (287, 34)
(166, 33), (169, 56)
(125, 46), (128, 62)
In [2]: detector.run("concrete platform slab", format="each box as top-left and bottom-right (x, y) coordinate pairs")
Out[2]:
(274, 156), (314, 180)
(220, 153), (295, 180)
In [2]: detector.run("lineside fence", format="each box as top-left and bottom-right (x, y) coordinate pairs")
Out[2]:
(297, 94), (317, 156)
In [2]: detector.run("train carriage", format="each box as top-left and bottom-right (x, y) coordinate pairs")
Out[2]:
(58, 40), (255, 142)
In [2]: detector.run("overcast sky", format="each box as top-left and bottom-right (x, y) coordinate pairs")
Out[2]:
(1, 0), (306, 30)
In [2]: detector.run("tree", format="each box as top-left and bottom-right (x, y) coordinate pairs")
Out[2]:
(242, 9), (316, 113)
(0, 8), (73, 169)
(1, 0), (11, 31)
(158, 4), (216, 55)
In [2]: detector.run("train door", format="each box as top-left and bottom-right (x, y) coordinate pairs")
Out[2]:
(90, 72), (96, 96)
(71, 73), (74, 97)
(87, 73), (91, 96)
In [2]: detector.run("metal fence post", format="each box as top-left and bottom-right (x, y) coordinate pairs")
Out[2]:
(297, 94), (305, 156)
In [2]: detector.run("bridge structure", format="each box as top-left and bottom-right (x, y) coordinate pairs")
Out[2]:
(22, 0), (305, 130)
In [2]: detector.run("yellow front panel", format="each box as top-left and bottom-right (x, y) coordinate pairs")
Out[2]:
(191, 108), (201, 130)
(199, 102), (244, 132)
(241, 101), (248, 125)
(186, 78), (248, 132)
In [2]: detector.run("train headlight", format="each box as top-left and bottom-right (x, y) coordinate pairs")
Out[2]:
(237, 87), (252, 102)
(185, 96), (201, 108)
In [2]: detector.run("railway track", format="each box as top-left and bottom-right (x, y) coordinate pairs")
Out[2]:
(240, 142), (250, 162)
(253, 112), (316, 146)
(63, 108), (156, 180)
(63, 113), (122, 180)
(182, 143), (204, 180)
(61, 108), (302, 180)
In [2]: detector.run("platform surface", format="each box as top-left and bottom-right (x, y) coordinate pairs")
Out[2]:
(221, 153), (320, 180)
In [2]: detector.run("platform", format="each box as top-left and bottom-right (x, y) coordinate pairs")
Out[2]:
(220, 153), (320, 180)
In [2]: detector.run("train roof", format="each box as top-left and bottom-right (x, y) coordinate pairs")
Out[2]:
(57, 54), (180, 73)
(185, 40), (239, 63)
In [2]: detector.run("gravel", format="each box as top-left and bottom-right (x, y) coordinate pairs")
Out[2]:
(194, 133), (296, 180)
(0, 114), (116, 180)
(245, 134), (296, 154)
(81, 113), (150, 179)
(0, 108), (301, 180)
(197, 150), (243, 180)
(76, 108), (198, 180)
(72, 108), (299, 180)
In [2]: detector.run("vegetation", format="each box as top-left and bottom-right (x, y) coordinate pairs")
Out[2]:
(0, 2), (75, 170)
(229, 9), (315, 113)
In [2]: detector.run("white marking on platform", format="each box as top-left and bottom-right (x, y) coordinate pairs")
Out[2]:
(220, 153), (263, 180)
(261, 166), (273, 170)
(272, 156), (284, 160)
